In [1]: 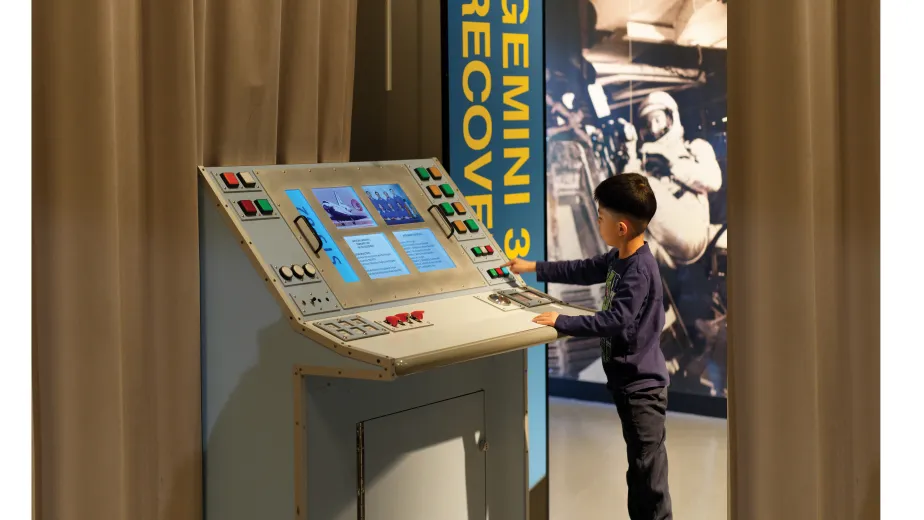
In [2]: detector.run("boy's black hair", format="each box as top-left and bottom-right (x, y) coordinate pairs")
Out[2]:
(593, 173), (657, 236)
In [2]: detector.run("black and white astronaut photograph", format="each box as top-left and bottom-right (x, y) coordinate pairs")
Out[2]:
(545, 0), (728, 397)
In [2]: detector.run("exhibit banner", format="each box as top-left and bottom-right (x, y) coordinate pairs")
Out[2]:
(446, 0), (547, 488)
(544, 0), (728, 404)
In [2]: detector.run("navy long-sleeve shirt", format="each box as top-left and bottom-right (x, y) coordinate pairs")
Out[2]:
(536, 243), (669, 392)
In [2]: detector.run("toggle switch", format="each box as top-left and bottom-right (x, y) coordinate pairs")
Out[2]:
(396, 313), (409, 323)
(385, 316), (400, 327)
(411, 310), (425, 321)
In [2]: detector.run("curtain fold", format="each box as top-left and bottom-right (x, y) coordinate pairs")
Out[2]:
(32, 0), (357, 518)
(727, 0), (879, 518)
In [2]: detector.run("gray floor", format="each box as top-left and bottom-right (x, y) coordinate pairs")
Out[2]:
(550, 397), (728, 520)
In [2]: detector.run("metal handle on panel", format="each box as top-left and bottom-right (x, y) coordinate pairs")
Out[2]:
(428, 205), (454, 239)
(294, 215), (323, 255)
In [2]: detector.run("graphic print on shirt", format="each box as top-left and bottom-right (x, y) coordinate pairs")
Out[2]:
(600, 268), (621, 362)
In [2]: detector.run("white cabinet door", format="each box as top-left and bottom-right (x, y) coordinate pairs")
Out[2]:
(360, 391), (487, 519)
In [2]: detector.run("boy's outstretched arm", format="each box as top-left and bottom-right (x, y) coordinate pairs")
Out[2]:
(533, 266), (649, 344)
(505, 251), (615, 286)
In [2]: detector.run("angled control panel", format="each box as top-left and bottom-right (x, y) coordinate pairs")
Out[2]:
(198, 159), (593, 377)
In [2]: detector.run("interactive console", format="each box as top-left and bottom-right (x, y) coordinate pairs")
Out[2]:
(199, 159), (593, 520)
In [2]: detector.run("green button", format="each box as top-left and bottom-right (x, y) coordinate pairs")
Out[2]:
(472, 247), (483, 256)
(440, 202), (455, 216)
(440, 184), (455, 197)
(464, 219), (479, 232)
(255, 199), (273, 215)
(415, 167), (431, 181)
(488, 269), (498, 278)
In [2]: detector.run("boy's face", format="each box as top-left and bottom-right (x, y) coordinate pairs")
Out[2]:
(597, 207), (629, 247)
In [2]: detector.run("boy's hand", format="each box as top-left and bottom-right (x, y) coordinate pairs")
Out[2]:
(502, 257), (537, 274)
(532, 312), (560, 327)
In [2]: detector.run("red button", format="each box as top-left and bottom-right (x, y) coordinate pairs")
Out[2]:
(385, 316), (400, 327)
(485, 245), (494, 255)
(396, 313), (409, 323)
(238, 200), (257, 216)
(411, 310), (425, 321)
(221, 172), (240, 188)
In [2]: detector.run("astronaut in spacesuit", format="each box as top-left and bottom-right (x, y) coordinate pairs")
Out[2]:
(620, 91), (723, 269)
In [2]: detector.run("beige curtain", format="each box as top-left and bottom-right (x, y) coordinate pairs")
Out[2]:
(32, 0), (357, 518)
(727, 0), (879, 518)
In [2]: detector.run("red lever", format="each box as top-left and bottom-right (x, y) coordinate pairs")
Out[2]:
(396, 313), (410, 323)
(411, 310), (425, 321)
(385, 316), (400, 327)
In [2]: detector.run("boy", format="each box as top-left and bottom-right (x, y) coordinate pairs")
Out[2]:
(503, 173), (672, 520)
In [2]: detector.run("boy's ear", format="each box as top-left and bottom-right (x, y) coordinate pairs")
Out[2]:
(619, 220), (629, 236)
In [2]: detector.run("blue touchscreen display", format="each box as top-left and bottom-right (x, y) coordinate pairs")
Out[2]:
(362, 184), (424, 225)
(285, 189), (360, 283)
(311, 186), (377, 229)
(392, 228), (456, 273)
(343, 233), (411, 280)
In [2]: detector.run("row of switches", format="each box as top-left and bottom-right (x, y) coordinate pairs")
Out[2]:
(472, 245), (495, 257)
(238, 199), (274, 216)
(221, 171), (257, 189)
(426, 184), (456, 198)
(438, 202), (468, 217)
(280, 263), (317, 280)
(414, 167), (444, 181)
(385, 310), (425, 327)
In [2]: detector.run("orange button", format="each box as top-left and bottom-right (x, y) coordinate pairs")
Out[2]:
(428, 167), (443, 180)
(452, 220), (468, 233)
(427, 185), (442, 198)
(452, 202), (467, 215)
(221, 172), (240, 189)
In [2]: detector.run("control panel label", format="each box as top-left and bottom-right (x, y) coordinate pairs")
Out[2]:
(393, 228), (456, 273)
